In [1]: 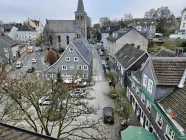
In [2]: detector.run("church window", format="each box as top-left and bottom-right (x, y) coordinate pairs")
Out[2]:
(66, 36), (69, 45)
(49, 35), (53, 45)
(77, 16), (79, 20)
(58, 35), (61, 43)
(81, 16), (83, 19)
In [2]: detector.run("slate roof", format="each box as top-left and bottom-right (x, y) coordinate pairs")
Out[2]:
(45, 20), (81, 33)
(159, 85), (186, 131)
(123, 18), (156, 26)
(0, 122), (57, 140)
(0, 34), (18, 47)
(75, 0), (86, 14)
(72, 38), (92, 64)
(107, 28), (132, 41)
(115, 44), (146, 70)
(101, 24), (120, 33)
(151, 57), (186, 86)
(0, 24), (14, 30)
(18, 24), (36, 31)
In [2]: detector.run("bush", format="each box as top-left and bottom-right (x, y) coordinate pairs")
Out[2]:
(58, 48), (65, 54)
(46, 50), (58, 65)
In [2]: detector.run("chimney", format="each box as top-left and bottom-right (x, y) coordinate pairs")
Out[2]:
(175, 47), (183, 57)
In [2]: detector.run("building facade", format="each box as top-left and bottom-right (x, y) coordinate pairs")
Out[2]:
(107, 28), (148, 63)
(45, 0), (88, 50)
(16, 24), (38, 45)
(24, 19), (44, 37)
(0, 31), (22, 64)
(179, 9), (186, 35)
(126, 55), (186, 140)
(123, 19), (156, 38)
(45, 38), (92, 80)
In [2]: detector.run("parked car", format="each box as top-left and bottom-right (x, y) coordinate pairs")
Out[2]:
(39, 96), (51, 106)
(27, 67), (35, 73)
(31, 58), (37, 63)
(15, 61), (23, 69)
(101, 60), (107, 65)
(103, 107), (114, 124)
(99, 51), (103, 56)
(69, 88), (86, 98)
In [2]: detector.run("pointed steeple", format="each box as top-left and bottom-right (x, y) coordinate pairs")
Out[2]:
(75, 0), (86, 14)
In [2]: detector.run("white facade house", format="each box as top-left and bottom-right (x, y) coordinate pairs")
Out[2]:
(180, 9), (186, 31)
(16, 25), (38, 45)
(0, 24), (18, 40)
(8, 26), (18, 40)
(24, 19), (44, 37)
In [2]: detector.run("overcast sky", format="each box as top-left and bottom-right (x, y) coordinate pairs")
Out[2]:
(0, 0), (185, 25)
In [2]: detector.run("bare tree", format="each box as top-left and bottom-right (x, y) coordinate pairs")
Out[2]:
(0, 63), (114, 139)
(0, 20), (4, 25)
(43, 26), (56, 49)
(105, 72), (118, 92)
(99, 17), (111, 26)
(93, 23), (101, 31)
(124, 13), (133, 21)
(144, 9), (158, 19)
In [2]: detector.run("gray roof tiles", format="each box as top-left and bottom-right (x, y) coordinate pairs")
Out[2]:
(0, 34), (18, 46)
(75, 0), (86, 14)
(72, 38), (92, 64)
(18, 24), (36, 31)
(115, 44), (145, 70)
(46, 20), (81, 33)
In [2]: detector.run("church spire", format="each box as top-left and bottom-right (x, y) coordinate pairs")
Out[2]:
(75, 0), (86, 14)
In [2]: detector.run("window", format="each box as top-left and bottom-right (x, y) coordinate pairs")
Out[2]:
(69, 48), (74, 52)
(65, 57), (70, 61)
(141, 94), (146, 104)
(183, 23), (185, 28)
(74, 57), (79, 62)
(4, 47), (8, 52)
(81, 16), (83, 19)
(147, 79), (153, 94)
(58, 35), (61, 43)
(165, 125), (175, 140)
(146, 100), (151, 112)
(136, 87), (139, 95)
(143, 74), (148, 88)
(83, 73), (88, 79)
(77, 65), (82, 70)
(132, 82), (135, 90)
(62, 65), (67, 70)
(156, 113), (163, 129)
(29, 36), (31, 38)
(66, 36), (69, 45)
(83, 65), (88, 70)
(77, 16), (79, 20)
(137, 45), (140, 49)
(49, 35), (53, 45)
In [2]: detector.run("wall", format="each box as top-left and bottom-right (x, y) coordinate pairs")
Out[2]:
(11, 45), (19, 59)
(0, 39), (13, 62)
(116, 29), (148, 54)
(46, 43), (90, 79)
(101, 33), (109, 49)
(8, 26), (18, 40)
(180, 10), (186, 30)
(54, 33), (77, 49)
(17, 31), (38, 45)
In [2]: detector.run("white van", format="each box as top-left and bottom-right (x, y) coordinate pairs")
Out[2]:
(15, 61), (23, 69)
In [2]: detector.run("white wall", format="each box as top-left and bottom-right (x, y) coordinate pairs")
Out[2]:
(8, 26), (18, 40)
(11, 45), (19, 58)
(16, 31), (38, 45)
(101, 33), (109, 49)
(180, 10), (186, 30)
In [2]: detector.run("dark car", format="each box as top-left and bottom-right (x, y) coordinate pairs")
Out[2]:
(103, 107), (114, 124)
(27, 67), (35, 73)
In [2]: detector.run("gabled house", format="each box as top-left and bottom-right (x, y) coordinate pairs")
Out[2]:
(126, 56), (186, 140)
(0, 31), (22, 64)
(123, 18), (156, 38)
(45, 38), (92, 80)
(107, 28), (148, 64)
(16, 24), (38, 45)
(115, 44), (149, 87)
(0, 24), (19, 40)
(101, 23), (126, 50)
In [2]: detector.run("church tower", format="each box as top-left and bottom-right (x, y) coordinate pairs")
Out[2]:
(75, 0), (87, 39)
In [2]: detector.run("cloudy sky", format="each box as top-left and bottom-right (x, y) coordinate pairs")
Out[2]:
(0, 0), (185, 25)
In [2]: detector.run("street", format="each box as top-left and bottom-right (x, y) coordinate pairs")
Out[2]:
(6, 45), (120, 139)
(9, 47), (45, 79)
